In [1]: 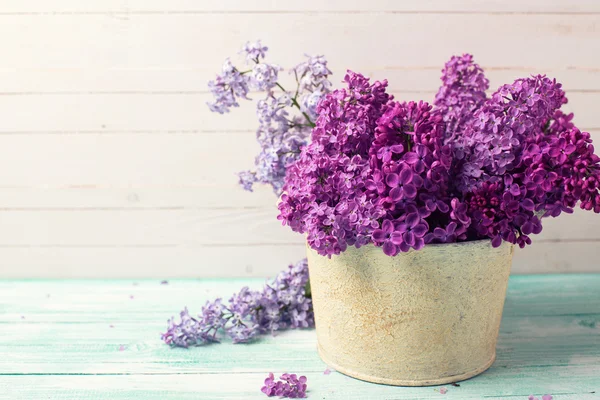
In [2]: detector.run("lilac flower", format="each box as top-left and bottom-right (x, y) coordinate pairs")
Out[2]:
(434, 54), (489, 141)
(528, 395), (552, 400)
(241, 40), (268, 63)
(162, 259), (313, 347)
(261, 373), (308, 398)
(395, 212), (429, 250)
(372, 220), (400, 256)
(207, 42), (332, 194)
(294, 54), (332, 92)
(207, 59), (250, 114)
(251, 63), (281, 91)
(386, 168), (416, 200)
(424, 222), (457, 244)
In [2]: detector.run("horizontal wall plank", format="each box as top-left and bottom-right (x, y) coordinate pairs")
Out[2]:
(0, 207), (597, 246)
(0, 133), (258, 186)
(1, 1), (599, 13)
(0, 186), (278, 209)
(0, 244), (307, 278)
(0, 207), (301, 246)
(0, 14), (597, 70)
(0, 93), (597, 132)
(0, 241), (597, 278)
(1, 67), (599, 93)
(0, 131), (598, 187)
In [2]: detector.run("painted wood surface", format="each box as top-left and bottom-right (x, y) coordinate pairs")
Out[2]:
(0, 1), (599, 276)
(0, 275), (599, 399)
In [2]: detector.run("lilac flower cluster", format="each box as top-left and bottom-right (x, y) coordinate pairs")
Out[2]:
(434, 54), (489, 141)
(277, 55), (600, 256)
(161, 259), (313, 347)
(207, 41), (332, 194)
(261, 373), (308, 398)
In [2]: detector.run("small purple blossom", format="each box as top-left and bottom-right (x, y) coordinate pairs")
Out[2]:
(261, 373), (308, 398)
(529, 395), (552, 400)
(241, 40), (268, 63)
(207, 59), (250, 114)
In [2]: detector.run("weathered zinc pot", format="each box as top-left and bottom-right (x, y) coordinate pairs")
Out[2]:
(306, 239), (514, 386)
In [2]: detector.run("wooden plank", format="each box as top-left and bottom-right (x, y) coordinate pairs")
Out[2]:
(0, 14), (597, 70)
(0, 207), (301, 246)
(0, 186), (279, 209)
(1, 275), (599, 323)
(0, 276), (598, 399)
(1, 373), (598, 400)
(0, 245), (307, 278)
(1, 0), (599, 13)
(0, 93), (597, 133)
(0, 206), (598, 246)
(1, 67), (599, 93)
(0, 133), (259, 186)
(0, 315), (598, 374)
(5, 131), (599, 188)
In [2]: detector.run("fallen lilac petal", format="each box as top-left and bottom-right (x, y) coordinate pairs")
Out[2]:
(542, 396), (553, 400)
(129, 295), (134, 299)
(160, 280), (169, 285)
(118, 345), (126, 351)
(323, 368), (331, 375)
(439, 387), (447, 394)
(109, 324), (114, 328)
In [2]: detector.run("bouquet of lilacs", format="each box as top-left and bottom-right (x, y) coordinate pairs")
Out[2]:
(207, 40), (332, 194)
(278, 55), (600, 256)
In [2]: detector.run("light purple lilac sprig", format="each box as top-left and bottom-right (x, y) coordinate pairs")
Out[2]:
(207, 40), (332, 194)
(161, 259), (313, 347)
(261, 373), (308, 398)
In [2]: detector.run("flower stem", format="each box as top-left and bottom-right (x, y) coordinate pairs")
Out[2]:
(276, 82), (315, 128)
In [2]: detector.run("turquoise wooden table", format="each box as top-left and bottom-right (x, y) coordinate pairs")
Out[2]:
(1, 275), (599, 399)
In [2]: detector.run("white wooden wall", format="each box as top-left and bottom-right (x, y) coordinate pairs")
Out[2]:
(0, 1), (599, 278)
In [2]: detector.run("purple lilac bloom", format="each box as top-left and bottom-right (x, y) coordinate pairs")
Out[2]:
(434, 54), (489, 141)
(206, 59), (251, 114)
(241, 40), (268, 63)
(207, 42), (332, 194)
(261, 373), (308, 398)
(277, 56), (600, 255)
(162, 259), (313, 347)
